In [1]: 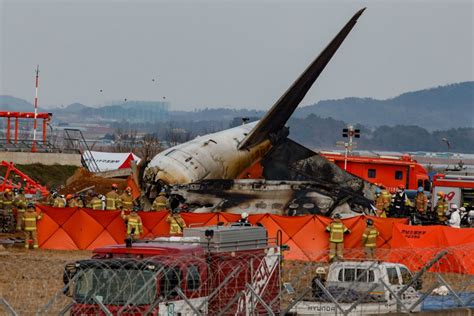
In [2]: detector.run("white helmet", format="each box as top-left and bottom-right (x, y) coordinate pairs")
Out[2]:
(451, 204), (459, 210)
(241, 212), (249, 219)
(459, 207), (466, 212)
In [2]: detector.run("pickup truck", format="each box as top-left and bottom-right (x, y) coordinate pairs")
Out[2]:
(289, 260), (421, 315)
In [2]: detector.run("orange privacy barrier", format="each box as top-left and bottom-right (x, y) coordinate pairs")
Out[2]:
(390, 223), (474, 274)
(35, 205), (405, 254)
(35, 205), (474, 273)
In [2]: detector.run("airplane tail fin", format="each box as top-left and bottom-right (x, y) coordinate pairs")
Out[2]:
(238, 8), (366, 150)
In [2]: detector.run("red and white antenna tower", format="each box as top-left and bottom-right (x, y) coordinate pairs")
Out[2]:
(32, 65), (39, 152)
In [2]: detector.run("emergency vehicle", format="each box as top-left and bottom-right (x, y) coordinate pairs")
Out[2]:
(431, 174), (474, 211)
(289, 261), (421, 315)
(62, 225), (281, 315)
(320, 153), (430, 192)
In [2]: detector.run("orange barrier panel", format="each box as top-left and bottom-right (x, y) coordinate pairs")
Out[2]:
(389, 223), (474, 273)
(35, 205), (474, 273)
(36, 205), (406, 255)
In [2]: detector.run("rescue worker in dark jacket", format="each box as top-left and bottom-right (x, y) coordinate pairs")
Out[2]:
(391, 185), (411, 217)
(22, 202), (42, 249)
(237, 212), (251, 226)
(362, 219), (379, 259)
(325, 214), (350, 262)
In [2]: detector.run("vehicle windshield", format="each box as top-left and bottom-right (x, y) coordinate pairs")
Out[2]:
(74, 265), (157, 305)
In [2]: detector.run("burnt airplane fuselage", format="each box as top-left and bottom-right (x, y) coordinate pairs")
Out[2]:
(143, 8), (370, 214)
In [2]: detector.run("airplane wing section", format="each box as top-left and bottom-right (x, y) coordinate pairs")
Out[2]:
(238, 8), (366, 150)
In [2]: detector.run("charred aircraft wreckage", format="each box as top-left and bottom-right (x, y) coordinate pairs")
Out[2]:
(142, 8), (376, 217)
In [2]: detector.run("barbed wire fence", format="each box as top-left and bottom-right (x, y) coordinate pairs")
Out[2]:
(0, 245), (474, 315)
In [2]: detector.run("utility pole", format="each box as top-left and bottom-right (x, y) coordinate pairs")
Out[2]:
(32, 65), (39, 152)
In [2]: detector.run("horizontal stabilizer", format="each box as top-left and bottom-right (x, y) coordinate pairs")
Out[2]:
(238, 8), (366, 150)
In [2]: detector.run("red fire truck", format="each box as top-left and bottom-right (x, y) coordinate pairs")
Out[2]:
(431, 174), (474, 210)
(320, 152), (430, 192)
(63, 225), (281, 315)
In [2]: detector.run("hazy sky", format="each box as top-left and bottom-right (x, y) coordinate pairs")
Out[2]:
(1, 0), (473, 110)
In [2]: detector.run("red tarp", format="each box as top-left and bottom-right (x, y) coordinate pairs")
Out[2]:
(35, 205), (474, 273)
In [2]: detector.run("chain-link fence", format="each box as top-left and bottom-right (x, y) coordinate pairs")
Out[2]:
(1, 245), (473, 315)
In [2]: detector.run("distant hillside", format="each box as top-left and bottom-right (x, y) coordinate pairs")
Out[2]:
(295, 82), (474, 130)
(0, 95), (36, 112)
(1, 82), (472, 130)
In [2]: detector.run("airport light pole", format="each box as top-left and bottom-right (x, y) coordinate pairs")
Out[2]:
(340, 125), (360, 170)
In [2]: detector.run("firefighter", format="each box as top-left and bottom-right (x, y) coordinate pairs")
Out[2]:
(380, 185), (392, 215)
(53, 194), (66, 208)
(374, 188), (387, 218)
(391, 185), (411, 217)
(76, 193), (85, 208)
(435, 192), (449, 222)
(46, 190), (57, 206)
(2, 189), (14, 214)
(14, 188), (27, 231)
(414, 187), (428, 214)
(238, 212), (251, 226)
(88, 193), (104, 210)
(362, 219), (379, 259)
(311, 267), (327, 299)
(151, 191), (169, 211)
(106, 184), (121, 210)
(325, 214), (350, 262)
(121, 207), (143, 240)
(120, 187), (136, 211)
(66, 194), (76, 207)
(166, 209), (186, 235)
(22, 202), (42, 249)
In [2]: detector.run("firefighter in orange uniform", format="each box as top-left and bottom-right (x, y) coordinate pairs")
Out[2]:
(325, 214), (350, 262)
(121, 207), (143, 240)
(435, 191), (449, 222)
(166, 209), (187, 235)
(414, 187), (428, 214)
(22, 202), (43, 249)
(361, 219), (379, 259)
(106, 184), (121, 210)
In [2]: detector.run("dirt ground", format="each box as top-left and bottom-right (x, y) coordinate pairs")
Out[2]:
(0, 246), (91, 315)
(60, 168), (128, 195)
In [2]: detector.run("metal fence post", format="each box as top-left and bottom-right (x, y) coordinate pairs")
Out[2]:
(0, 298), (18, 316)
(246, 284), (275, 316)
(175, 287), (203, 316)
(92, 296), (112, 316)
